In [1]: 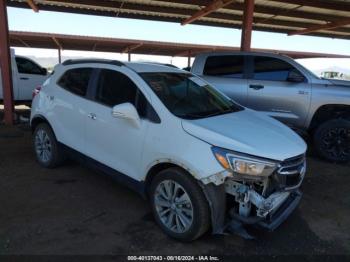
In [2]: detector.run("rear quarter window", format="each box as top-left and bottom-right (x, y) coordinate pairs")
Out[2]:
(203, 55), (245, 78)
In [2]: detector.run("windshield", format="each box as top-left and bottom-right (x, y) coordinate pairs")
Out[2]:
(140, 72), (243, 120)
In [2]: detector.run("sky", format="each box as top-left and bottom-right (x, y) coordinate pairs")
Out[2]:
(7, 7), (350, 72)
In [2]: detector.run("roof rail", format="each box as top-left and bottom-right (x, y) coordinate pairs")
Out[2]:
(62, 59), (124, 67)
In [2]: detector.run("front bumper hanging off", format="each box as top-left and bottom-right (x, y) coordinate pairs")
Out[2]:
(202, 182), (302, 237)
(231, 190), (302, 231)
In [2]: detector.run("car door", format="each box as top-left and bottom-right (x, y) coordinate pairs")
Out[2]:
(246, 55), (311, 129)
(15, 57), (47, 101)
(51, 67), (94, 154)
(84, 67), (150, 181)
(199, 55), (248, 105)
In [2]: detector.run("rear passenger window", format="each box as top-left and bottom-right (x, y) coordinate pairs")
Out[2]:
(203, 55), (244, 78)
(253, 56), (295, 81)
(57, 68), (93, 96)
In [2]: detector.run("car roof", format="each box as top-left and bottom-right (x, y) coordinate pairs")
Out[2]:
(195, 51), (291, 59)
(125, 62), (184, 73)
(61, 59), (186, 74)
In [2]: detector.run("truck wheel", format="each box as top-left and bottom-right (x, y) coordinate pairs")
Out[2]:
(149, 167), (210, 241)
(33, 123), (66, 168)
(313, 119), (350, 163)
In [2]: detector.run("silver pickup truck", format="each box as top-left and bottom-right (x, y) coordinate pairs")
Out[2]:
(191, 52), (350, 163)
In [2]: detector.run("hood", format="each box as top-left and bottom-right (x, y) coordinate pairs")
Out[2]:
(182, 109), (306, 161)
(327, 78), (350, 87)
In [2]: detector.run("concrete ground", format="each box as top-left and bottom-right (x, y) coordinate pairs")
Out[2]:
(0, 117), (349, 256)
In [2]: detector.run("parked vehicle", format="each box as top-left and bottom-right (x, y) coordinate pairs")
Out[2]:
(0, 49), (48, 105)
(31, 59), (307, 241)
(191, 52), (350, 162)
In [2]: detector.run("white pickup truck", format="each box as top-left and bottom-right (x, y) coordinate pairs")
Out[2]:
(0, 49), (48, 105)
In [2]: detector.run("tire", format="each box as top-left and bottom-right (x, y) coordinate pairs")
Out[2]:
(149, 167), (210, 241)
(313, 119), (350, 163)
(33, 123), (66, 168)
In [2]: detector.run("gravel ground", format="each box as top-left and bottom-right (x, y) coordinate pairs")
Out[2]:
(0, 122), (349, 259)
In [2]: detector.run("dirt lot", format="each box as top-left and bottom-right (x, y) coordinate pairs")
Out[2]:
(0, 119), (349, 257)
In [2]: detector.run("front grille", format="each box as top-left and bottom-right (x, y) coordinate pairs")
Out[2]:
(276, 154), (306, 190)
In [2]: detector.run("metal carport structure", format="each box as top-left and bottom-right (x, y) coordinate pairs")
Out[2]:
(1, 0), (350, 124)
(9, 30), (350, 63)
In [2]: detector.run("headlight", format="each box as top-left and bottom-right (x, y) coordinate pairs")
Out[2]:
(212, 147), (278, 177)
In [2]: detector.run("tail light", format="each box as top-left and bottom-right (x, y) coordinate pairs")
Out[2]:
(32, 85), (42, 99)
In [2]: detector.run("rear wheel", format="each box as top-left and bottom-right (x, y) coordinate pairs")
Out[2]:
(149, 167), (210, 241)
(313, 119), (350, 163)
(33, 123), (65, 168)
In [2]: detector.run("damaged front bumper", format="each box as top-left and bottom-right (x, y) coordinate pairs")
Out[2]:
(229, 182), (302, 231)
(200, 154), (306, 236)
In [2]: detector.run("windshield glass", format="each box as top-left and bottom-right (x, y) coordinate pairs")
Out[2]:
(140, 72), (243, 120)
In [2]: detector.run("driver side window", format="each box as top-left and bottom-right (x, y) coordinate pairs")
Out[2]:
(15, 57), (44, 75)
(95, 69), (153, 119)
(253, 56), (305, 82)
(96, 69), (137, 107)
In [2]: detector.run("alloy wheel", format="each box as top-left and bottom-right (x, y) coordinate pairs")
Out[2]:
(321, 127), (350, 161)
(35, 129), (52, 163)
(154, 180), (194, 233)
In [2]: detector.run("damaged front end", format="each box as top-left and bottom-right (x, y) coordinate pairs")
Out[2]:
(201, 148), (306, 237)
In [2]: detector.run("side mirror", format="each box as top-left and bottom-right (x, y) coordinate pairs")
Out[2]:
(287, 69), (305, 83)
(41, 68), (48, 75)
(112, 102), (140, 127)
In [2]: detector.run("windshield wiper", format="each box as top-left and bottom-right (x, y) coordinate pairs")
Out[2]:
(176, 113), (206, 119)
(178, 108), (237, 120)
(203, 108), (237, 118)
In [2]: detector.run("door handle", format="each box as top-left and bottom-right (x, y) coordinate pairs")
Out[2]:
(298, 90), (309, 95)
(87, 113), (97, 120)
(249, 84), (264, 90)
(20, 77), (29, 80)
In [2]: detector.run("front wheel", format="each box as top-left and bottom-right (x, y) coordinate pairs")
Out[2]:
(313, 119), (350, 163)
(149, 168), (210, 241)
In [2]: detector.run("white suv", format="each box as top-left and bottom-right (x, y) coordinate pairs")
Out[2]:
(31, 59), (307, 241)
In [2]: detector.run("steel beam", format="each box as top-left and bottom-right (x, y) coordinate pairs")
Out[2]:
(289, 18), (350, 36)
(121, 43), (143, 54)
(182, 0), (235, 26)
(268, 0), (350, 12)
(0, 0), (15, 125)
(240, 0), (254, 51)
(26, 0), (39, 12)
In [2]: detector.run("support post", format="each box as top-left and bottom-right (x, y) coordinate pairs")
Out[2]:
(128, 52), (131, 62)
(0, 0), (14, 125)
(187, 50), (191, 68)
(58, 48), (62, 64)
(240, 0), (254, 51)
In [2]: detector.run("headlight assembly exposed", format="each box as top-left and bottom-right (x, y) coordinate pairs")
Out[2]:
(212, 146), (278, 177)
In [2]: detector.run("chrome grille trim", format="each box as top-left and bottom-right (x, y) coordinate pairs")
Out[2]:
(276, 154), (306, 190)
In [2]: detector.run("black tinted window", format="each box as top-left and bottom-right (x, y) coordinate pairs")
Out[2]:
(57, 68), (93, 96)
(95, 69), (156, 119)
(16, 57), (43, 75)
(141, 73), (243, 120)
(253, 56), (295, 81)
(203, 55), (244, 78)
(96, 69), (137, 107)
